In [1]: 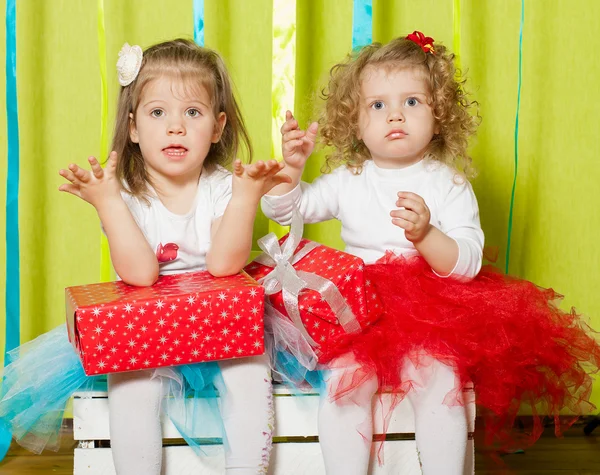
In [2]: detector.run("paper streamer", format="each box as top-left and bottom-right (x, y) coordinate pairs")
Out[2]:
(270, 0), (296, 238)
(505, 0), (524, 274)
(453, 0), (461, 72)
(97, 0), (112, 282)
(194, 0), (204, 46)
(2, 0), (20, 459)
(352, 0), (372, 50)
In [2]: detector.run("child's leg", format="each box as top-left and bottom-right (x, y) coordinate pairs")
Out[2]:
(318, 353), (378, 475)
(404, 357), (467, 475)
(218, 354), (274, 475)
(108, 370), (163, 475)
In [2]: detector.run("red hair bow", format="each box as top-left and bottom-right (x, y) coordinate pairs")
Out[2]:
(406, 31), (435, 54)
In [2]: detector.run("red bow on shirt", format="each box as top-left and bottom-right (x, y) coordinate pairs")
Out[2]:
(156, 243), (179, 263)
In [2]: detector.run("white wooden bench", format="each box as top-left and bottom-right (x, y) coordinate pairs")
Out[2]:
(72, 383), (475, 474)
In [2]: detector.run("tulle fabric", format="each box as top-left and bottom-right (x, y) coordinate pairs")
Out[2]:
(156, 362), (226, 453)
(0, 326), (97, 453)
(264, 304), (324, 391)
(334, 253), (600, 450)
(0, 325), (226, 455)
(261, 252), (600, 451)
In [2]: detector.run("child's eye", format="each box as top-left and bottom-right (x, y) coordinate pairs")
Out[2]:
(186, 108), (201, 118)
(150, 109), (164, 118)
(405, 97), (419, 107)
(371, 101), (385, 110)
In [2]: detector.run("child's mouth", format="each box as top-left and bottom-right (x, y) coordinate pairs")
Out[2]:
(163, 146), (188, 158)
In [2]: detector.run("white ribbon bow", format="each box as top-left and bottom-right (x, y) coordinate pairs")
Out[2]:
(254, 208), (361, 347)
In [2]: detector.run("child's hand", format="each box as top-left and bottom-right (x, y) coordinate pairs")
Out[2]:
(232, 159), (292, 200)
(281, 110), (318, 170)
(391, 192), (432, 243)
(59, 151), (121, 209)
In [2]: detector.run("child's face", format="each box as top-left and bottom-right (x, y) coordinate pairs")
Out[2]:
(357, 66), (438, 169)
(130, 76), (226, 182)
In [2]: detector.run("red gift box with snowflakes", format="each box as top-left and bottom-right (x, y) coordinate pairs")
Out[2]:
(244, 237), (381, 363)
(65, 271), (265, 376)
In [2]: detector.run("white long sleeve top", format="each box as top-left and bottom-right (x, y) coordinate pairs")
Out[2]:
(261, 159), (484, 278)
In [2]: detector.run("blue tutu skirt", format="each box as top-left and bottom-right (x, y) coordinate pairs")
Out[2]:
(0, 325), (226, 455)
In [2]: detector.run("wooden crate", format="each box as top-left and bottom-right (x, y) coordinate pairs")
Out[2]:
(72, 384), (475, 474)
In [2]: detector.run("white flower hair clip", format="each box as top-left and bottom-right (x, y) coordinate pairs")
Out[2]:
(116, 43), (143, 87)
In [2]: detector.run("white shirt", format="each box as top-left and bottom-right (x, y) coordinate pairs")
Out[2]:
(261, 159), (484, 278)
(121, 166), (232, 275)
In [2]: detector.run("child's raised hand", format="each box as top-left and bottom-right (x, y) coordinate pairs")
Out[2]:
(281, 110), (318, 170)
(391, 192), (433, 243)
(59, 151), (121, 209)
(232, 159), (292, 199)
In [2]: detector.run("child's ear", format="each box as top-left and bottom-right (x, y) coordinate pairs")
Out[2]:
(129, 112), (140, 143)
(212, 112), (227, 143)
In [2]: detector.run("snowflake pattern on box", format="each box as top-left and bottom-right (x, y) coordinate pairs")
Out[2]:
(65, 271), (264, 375)
(245, 238), (381, 363)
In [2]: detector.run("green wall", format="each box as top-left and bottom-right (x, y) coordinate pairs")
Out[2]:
(1, 0), (599, 408)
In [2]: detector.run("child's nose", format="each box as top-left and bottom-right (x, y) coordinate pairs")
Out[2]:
(387, 108), (405, 123)
(167, 120), (185, 135)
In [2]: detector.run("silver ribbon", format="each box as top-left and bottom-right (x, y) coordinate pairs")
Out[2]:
(255, 207), (361, 347)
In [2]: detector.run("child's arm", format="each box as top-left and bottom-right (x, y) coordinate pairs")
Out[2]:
(59, 152), (159, 286)
(268, 110), (319, 196)
(391, 187), (483, 279)
(206, 160), (291, 277)
(261, 110), (341, 226)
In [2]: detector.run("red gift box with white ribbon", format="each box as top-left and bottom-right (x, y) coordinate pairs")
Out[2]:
(65, 271), (264, 375)
(245, 211), (381, 363)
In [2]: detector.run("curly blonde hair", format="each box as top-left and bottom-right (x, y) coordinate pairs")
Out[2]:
(112, 39), (252, 198)
(320, 35), (479, 177)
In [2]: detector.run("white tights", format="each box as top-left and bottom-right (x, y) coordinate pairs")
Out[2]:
(318, 354), (468, 475)
(107, 354), (273, 475)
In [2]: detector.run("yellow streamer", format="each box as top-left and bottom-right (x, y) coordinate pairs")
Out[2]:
(98, 0), (112, 281)
(453, 0), (461, 72)
(270, 0), (296, 238)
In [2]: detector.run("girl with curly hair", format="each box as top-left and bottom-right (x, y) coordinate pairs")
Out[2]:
(262, 32), (600, 474)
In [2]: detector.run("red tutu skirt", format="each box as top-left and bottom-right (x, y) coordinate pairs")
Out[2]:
(329, 252), (600, 451)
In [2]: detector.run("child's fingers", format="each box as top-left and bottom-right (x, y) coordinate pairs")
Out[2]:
(305, 122), (319, 142)
(88, 157), (104, 179)
(233, 159), (244, 176)
(397, 191), (425, 204)
(263, 160), (284, 175)
(390, 209), (418, 224)
(282, 139), (305, 154)
(396, 197), (427, 215)
(280, 113), (299, 134)
(391, 217), (414, 231)
(69, 164), (90, 182)
(106, 151), (118, 171)
(283, 130), (306, 143)
(266, 163), (286, 178)
(59, 168), (78, 184)
(246, 161), (266, 178)
(58, 183), (81, 197)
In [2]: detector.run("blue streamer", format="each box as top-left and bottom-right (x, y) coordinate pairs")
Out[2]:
(193, 0), (204, 46)
(352, 0), (372, 50)
(2, 0), (20, 459)
(505, 0), (524, 274)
